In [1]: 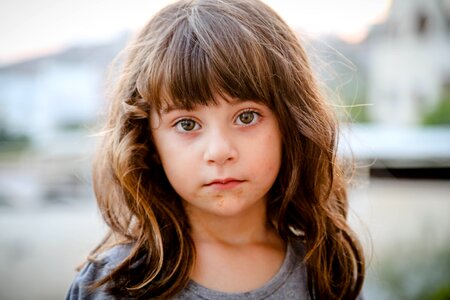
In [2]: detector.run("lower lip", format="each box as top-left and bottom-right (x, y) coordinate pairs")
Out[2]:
(207, 180), (244, 190)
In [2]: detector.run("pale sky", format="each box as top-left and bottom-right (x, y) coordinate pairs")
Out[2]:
(0, 0), (391, 64)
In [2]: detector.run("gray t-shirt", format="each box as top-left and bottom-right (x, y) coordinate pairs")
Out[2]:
(66, 242), (310, 299)
(172, 241), (309, 299)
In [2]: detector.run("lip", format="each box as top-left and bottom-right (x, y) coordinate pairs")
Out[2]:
(205, 178), (245, 190)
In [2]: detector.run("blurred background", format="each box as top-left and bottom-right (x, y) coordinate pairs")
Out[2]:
(0, 0), (449, 299)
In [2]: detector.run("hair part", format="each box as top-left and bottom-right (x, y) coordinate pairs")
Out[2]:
(91, 0), (364, 298)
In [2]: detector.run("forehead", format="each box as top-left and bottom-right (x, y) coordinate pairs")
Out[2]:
(137, 1), (284, 117)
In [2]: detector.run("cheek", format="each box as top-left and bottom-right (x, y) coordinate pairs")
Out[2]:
(159, 148), (184, 178)
(250, 131), (282, 178)
(158, 144), (197, 194)
(268, 132), (282, 176)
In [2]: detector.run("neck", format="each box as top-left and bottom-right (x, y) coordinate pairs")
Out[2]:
(185, 200), (279, 246)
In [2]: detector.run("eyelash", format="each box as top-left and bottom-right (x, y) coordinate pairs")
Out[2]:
(235, 109), (261, 126)
(173, 109), (261, 132)
(174, 118), (201, 132)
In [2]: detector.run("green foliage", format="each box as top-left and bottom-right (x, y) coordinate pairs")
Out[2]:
(370, 245), (450, 300)
(346, 104), (371, 123)
(423, 91), (450, 125)
(59, 121), (86, 131)
(0, 128), (30, 153)
(419, 286), (450, 300)
(337, 79), (371, 123)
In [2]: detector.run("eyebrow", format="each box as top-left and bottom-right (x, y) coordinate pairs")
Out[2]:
(161, 104), (195, 114)
(161, 98), (255, 114)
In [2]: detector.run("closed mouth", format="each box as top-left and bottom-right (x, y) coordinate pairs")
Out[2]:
(205, 178), (245, 186)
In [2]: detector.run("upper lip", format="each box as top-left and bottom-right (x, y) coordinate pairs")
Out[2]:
(205, 178), (244, 186)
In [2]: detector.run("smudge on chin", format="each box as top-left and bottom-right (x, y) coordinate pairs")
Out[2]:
(217, 196), (224, 207)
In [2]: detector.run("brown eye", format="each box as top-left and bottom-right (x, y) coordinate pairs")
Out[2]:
(238, 111), (256, 125)
(178, 119), (197, 131)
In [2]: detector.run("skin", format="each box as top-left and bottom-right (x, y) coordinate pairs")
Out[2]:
(151, 95), (285, 292)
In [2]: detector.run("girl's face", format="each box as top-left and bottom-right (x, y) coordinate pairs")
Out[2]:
(150, 96), (282, 219)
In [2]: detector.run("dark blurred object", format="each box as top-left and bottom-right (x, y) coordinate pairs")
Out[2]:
(370, 166), (450, 179)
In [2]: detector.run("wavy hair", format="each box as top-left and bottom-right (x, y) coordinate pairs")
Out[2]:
(90, 0), (365, 298)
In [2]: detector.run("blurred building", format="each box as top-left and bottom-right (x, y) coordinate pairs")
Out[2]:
(0, 34), (128, 208)
(366, 0), (450, 126)
(0, 36), (127, 142)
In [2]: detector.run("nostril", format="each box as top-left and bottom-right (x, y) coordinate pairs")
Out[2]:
(206, 154), (235, 165)
(204, 146), (237, 165)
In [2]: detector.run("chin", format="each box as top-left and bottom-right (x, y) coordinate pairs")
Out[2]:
(208, 199), (260, 218)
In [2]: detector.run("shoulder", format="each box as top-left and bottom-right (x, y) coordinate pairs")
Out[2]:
(65, 244), (132, 300)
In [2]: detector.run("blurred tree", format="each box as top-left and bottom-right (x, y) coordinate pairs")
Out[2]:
(0, 126), (30, 153)
(346, 103), (371, 123)
(422, 89), (450, 125)
(377, 245), (450, 300)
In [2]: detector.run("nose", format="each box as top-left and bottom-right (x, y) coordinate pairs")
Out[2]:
(203, 127), (238, 165)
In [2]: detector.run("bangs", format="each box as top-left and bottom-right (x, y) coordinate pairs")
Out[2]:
(135, 1), (285, 112)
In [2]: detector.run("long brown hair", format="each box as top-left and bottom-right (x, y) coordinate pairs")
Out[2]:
(90, 0), (365, 298)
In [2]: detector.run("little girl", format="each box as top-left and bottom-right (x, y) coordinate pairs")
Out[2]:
(66, 0), (365, 299)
